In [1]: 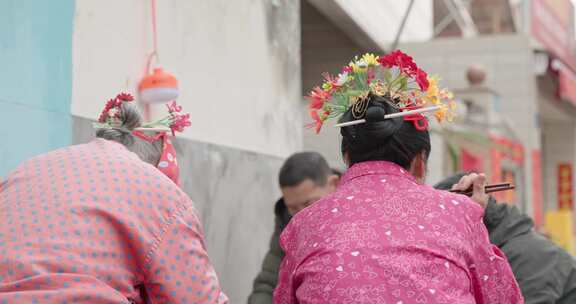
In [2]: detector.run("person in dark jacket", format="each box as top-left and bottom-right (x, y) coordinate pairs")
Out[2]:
(247, 152), (340, 304)
(435, 173), (576, 304)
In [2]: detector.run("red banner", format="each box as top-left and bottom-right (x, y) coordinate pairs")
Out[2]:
(460, 149), (484, 172)
(491, 136), (524, 165)
(490, 147), (504, 201)
(558, 163), (573, 209)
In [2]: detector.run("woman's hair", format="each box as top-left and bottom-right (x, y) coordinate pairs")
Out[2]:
(95, 102), (162, 166)
(340, 94), (431, 169)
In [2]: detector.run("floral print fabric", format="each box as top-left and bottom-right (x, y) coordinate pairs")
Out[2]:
(274, 161), (523, 304)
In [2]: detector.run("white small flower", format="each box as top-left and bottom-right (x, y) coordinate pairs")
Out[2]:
(336, 72), (349, 86)
(356, 59), (368, 68)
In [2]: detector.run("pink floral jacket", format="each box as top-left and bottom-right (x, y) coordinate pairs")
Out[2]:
(274, 161), (523, 304)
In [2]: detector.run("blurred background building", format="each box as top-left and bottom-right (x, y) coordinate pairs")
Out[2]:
(2, 0), (576, 302)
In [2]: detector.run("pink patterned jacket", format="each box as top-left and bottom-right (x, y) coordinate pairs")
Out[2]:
(274, 161), (523, 304)
(0, 139), (227, 303)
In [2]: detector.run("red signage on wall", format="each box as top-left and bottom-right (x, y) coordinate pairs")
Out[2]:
(490, 146), (504, 202)
(558, 163), (573, 209)
(460, 148), (484, 172)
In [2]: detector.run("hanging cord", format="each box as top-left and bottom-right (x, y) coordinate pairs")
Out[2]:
(143, 0), (159, 120)
(145, 0), (159, 75)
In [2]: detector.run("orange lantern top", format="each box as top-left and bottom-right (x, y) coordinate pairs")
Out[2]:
(138, 68), (179, 104)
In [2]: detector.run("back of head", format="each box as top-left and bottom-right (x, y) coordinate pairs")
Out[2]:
(279, 152), (331, 188)
(340, 94), (431, 170)
(95, 102), (162, 166)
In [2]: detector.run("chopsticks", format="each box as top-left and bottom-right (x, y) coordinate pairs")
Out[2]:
(449, 182), (515, 197)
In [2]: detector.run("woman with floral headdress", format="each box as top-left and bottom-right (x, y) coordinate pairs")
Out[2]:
(274, 51), (523, 303)
(0, 93), (228, 303)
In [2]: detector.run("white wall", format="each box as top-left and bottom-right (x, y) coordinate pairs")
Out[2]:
(72, 0), (302, 158)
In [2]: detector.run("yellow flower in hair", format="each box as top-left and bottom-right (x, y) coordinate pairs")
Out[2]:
(435, 104), (448, 122)
(425, 77), (440, 104)
(361, 53), (379, 66)
(349, 61), (363, 73)
(434, 100), (457, 123)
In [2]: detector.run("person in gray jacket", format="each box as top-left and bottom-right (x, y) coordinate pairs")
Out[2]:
(247, 152), (340, 304)
(435, 173), (576, 304)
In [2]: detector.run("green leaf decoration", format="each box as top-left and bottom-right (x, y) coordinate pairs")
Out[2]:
(399, 77), (408, 91)
(383, 69), (392, 83)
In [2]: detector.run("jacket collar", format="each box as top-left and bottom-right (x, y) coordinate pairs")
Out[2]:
(341, 160), (417, 185)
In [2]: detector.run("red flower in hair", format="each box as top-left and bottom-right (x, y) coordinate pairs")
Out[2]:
(116, 93), (134, 102)
(377, 51), (397, 68)
(379, 50), (419, 76)
(308, 109), (331, 133)
(308, 86), (330, 110)
(170, 113), (191, 134)
(309, 110), (323, 133)
(415, 69), (430, 91)
(98, 98), (120, 123)
(167, 101), (183, 113)
(342, 66), (353, 73)
(322, 73), (341, 93)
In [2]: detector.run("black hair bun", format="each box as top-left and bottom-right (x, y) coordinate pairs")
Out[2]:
(365, 105), (386, 122)
(340, 94), (404, 153)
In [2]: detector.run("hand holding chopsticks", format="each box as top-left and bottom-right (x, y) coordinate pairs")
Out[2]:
(449, 182), (515, 197)
(447, 173), (512, 208)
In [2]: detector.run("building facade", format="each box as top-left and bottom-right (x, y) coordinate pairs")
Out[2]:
(0, 0), (433, 301)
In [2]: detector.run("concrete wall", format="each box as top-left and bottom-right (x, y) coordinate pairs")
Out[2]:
(0, 0), (74, 176)
(72, 0), (302, 158)
(334, 0), (433, 45)
(401, 34), (541, 216)
(308, 0), (433, 50)
(71, 0), (302, 302)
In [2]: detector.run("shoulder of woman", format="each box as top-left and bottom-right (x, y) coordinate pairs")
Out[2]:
(434, 189), (485, 218)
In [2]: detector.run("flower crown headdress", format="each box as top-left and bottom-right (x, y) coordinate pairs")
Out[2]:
(307, 50), (456, 133)
(93, 93), (191, 135)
